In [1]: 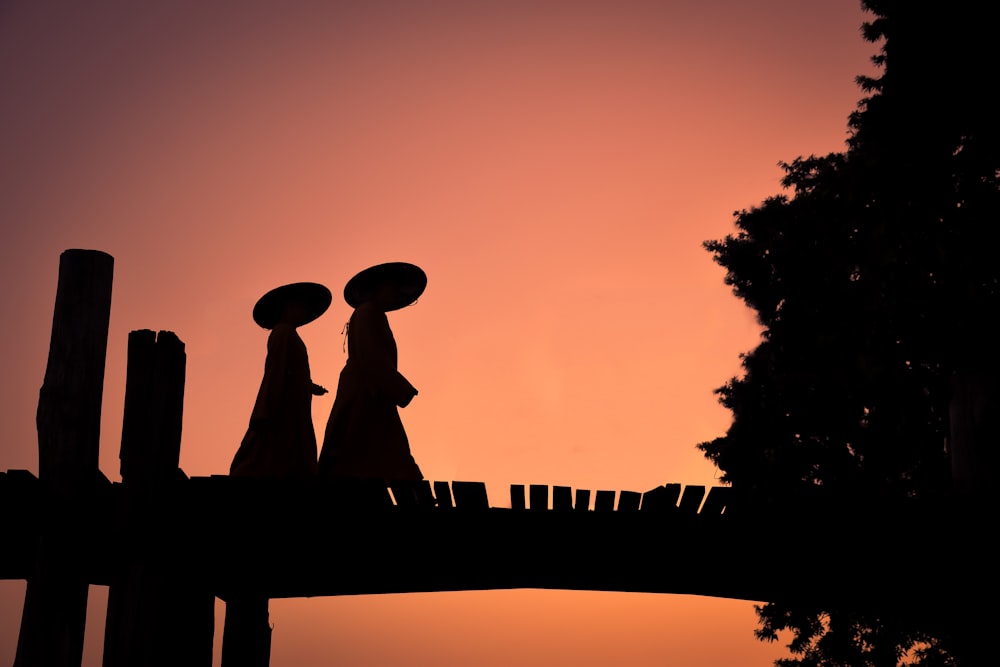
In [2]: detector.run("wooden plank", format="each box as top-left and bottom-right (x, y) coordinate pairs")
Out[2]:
(640, 483), (682, 512)
(574, 489), (591, 512)
(617, 490), (641, 512)
(390, 480), (434, 508)
(509, 484), (525, 510)
(639, 486), (669, 512)
(699, 486), (732, 515)
(3, 469), (39, 485)
(451, 481), (489, 509)
(529, 484), (548, 510)
(433, 481), (454, 508)
(552, 486), (573, 511)
(677, 485), (706, 514)
(594, 490), (616, 512)
(389, 482), (412, 506)
(324, 478), (392, 508)
(0, 469), (980, 612)
(415, 480), (436, 507)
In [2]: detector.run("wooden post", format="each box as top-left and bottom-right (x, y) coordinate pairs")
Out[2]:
(103, 330), (214, 667)
(943, 366), (996, 667)
(222, 596), (272, 667)
(15, 249), (114, 667)
(949, 368), (998, 501)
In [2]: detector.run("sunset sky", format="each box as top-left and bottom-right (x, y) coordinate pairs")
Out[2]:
(1, 1), (878, 664)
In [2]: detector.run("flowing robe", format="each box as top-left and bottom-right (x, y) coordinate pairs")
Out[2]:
(230, 323), (319, 478)
(318, 302), (422, 480)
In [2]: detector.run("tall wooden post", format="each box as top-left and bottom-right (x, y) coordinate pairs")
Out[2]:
(103, 329), (214, 667)
(222, 595), (272, 667)
(946, 353), (996, 663)
(15, 249), (114, 667)
(949, 368), (998, 500)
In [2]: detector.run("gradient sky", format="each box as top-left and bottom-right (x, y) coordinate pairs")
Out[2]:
(0, 1), (878, 665)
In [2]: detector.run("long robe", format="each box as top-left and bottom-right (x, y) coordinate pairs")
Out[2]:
(318, 302), (422, 480)
(230, 323), (319, 479)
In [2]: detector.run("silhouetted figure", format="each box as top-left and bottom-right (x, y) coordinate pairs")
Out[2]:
(230, 282), (331, 479)
(318, 262), (426, 481)
(225, 282), (330, 667)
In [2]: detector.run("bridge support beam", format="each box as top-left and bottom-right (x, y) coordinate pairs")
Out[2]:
(222, 596), (272, 667)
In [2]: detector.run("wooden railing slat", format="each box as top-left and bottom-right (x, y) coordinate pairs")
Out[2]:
(451, 481), (489, 509)
(433, 481), (454, 508)
(677, 485), (706, 514)
(529, 484), (548, 510)
(552, 486), (573, 511)
(617, 490), (641, 512)
(510, 484), (526, 510)
(594, 490), (616, 512)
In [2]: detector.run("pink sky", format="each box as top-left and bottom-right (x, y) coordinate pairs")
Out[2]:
(0, 1), (877, 664)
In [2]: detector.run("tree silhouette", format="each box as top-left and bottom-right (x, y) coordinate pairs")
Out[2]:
(699, 1), (998, 664)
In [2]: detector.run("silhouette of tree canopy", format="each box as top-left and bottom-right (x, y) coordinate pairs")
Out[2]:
(698, 1), (998, 664)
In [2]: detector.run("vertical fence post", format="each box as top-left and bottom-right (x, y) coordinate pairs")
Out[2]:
(15, 249), (114, 667)
(949, 368), (998, 501)
(103, 329), (214, 667)
(222, 596), (272, 667)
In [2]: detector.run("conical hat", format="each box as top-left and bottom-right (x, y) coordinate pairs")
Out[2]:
(344, 262), (426, 311)
(253, 282), (332, 329)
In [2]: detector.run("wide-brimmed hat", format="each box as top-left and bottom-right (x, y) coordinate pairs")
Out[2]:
(344, 262), (426, 311)
(253, 282), (332, 329)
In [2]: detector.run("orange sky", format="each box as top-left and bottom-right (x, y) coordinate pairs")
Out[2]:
(0, 1), (878, 664)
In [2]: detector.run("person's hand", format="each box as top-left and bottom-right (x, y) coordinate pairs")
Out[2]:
(398, 388), (417, 408)
(312, 383), (328, 396)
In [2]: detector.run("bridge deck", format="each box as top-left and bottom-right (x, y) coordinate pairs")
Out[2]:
(2, 468), (984, 617)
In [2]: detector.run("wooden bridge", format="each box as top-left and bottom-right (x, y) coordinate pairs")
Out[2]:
(2, 466), (980, 602)
(2, 250), (990, 666)
(2, 465), (985, 666)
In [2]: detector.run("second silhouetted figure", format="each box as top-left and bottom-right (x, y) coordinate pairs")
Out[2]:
(319, 262), (426, 481)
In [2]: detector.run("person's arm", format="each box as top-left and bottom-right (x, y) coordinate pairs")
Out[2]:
(350, 306), (417, 407)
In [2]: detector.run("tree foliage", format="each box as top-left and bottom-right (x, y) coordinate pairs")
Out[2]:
(699, 1), (998, 664)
